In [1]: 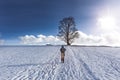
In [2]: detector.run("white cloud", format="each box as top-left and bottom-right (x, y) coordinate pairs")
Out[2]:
(73, 31), (120, 46)
(19, 31), (120, 46)
(0, 39), (4, 45)
(73, 31), (106, 46)
(19, 35), (65, 45)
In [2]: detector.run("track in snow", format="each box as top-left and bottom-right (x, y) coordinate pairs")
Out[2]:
(0, 46), (120, 80)
(11, 47), (82, 80)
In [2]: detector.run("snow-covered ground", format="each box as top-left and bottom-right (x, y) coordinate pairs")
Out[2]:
(0, 46), (120, 80)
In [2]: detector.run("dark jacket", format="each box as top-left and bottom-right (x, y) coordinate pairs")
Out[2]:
(60, 46), (66, 53)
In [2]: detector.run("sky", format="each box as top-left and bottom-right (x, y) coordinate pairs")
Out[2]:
(0, 0), (120, 45)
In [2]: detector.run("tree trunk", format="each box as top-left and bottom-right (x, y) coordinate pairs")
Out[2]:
(67, 42), (71, 45)
(67, 24), (70, 45)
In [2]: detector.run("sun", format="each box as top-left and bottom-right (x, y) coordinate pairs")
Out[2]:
(98, 16), (116, 31)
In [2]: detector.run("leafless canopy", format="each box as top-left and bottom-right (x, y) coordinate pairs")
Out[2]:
(58, 17), (79, 45)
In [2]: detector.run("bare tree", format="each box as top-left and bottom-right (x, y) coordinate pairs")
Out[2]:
(58, 17), (79, 45)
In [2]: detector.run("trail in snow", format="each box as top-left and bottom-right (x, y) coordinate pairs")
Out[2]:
(0, 46), (120, 80)
(71, 46), (120, 80)
(11, 47), (61, 80)
(11, 46), (81, 80)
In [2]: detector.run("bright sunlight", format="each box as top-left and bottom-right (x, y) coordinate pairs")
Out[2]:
(98, 16), (116, 31)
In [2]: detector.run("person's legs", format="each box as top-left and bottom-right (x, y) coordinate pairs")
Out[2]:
(61, 53), (65, 63)
(61, 53), (63, 63)
(63, 57), (64, 63)
(61, 58), (64, 63)
(61, 58), (62, 63)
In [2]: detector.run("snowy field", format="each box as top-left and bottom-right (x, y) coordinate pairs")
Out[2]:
(0, 46), (120, 80)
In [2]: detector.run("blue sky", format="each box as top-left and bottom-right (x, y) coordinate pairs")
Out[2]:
(0, 0), (120, 45)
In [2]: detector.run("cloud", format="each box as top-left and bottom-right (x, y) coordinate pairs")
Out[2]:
(73, 31), (106, 45)
(0, 33), (4, 45)
(19, 35), (64, 45)
(73, 31), (120, 46)
(19, 31), (120, 46)
(0, 39), (4, 45)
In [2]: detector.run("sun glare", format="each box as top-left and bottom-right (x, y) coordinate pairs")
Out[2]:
(98, 16), (116, 31)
